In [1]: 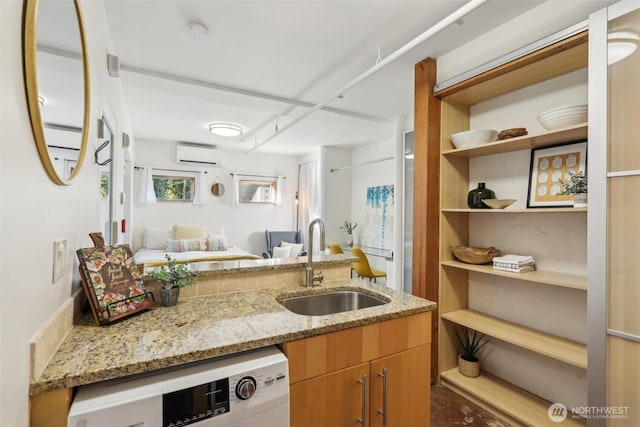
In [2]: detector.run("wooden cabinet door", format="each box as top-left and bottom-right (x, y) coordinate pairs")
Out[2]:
(369, 345), (430, 427)
(290, 362), (370, 427)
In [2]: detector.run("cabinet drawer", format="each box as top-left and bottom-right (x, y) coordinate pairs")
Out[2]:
(285, 312), (431, 383)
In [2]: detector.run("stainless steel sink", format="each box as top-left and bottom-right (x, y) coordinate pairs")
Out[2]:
(278, 290), (389, 316)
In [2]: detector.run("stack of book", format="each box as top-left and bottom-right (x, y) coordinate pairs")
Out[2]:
(492, 254), (535, 273)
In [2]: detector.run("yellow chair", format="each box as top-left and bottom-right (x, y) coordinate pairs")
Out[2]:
(351, 247), (386, 282)
(329, 243), (344, 254)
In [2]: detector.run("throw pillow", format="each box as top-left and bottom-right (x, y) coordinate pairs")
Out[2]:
(142, 227), (172, 250)
(173, 224), (208, 240)
(207, 233), (228, 251)
(280, 241), (304, 256)
(166, 238), (208, 252)
(272, 246), (292, 259)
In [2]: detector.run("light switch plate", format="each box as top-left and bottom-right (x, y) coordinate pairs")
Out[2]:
(52, 239), (67, 283)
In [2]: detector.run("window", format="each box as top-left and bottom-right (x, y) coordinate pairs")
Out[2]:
(153, 174), (194, 201)
(239, 179), (277, 204)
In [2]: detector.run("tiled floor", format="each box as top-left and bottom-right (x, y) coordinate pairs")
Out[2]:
(431, 385), (512, 427)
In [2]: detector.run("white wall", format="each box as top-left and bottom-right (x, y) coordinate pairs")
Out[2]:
(349, 139), (396, 286)
(0, 1), (132, 424)
(320, 146), (352, 247)
(132, 139), (298, 255)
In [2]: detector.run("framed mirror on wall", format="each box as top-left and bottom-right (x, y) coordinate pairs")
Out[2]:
(23, 0), (91, 185)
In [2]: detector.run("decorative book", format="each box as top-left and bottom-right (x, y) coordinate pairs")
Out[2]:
(76, 244), (153, 325)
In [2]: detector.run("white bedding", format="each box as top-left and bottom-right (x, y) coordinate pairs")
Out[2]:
(134, 247), (261, 267)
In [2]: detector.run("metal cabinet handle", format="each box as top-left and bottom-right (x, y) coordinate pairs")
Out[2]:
(377, 368), (388, 426)
(357, 374), (367, 426)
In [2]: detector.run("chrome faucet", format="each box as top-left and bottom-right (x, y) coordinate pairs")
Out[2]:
(306, 218), (325, 288)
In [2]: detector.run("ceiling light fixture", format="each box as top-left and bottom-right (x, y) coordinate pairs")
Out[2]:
(608, 31), (639, 65)
(208, 123), (243, 137)
(186, 22), (209, 40)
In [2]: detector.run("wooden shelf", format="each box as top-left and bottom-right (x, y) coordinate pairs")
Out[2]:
(442, 207), (586, 213)
(441, 260), (587, 290)
(434, 30), (588, 105)
(440, 368), (586, 427)
(442, 123), (587, 158)
(442, 309), (587, 369)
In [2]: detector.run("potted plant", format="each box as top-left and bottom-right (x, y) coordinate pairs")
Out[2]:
(560, 170), (587, 207)
(148, 255), (197, 306)
(455, 326), (488, 378)
(340, 219), (358, 247)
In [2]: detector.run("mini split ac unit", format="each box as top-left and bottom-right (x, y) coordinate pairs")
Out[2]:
(176, 145), (219, 166)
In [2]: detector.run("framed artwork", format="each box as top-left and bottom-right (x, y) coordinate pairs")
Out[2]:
(527, 140), (587, 208)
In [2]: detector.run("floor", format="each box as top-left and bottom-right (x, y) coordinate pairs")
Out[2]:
(431, 385), (512, 427)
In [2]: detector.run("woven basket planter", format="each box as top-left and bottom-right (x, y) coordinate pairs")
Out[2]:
(458, 354), (480, 378)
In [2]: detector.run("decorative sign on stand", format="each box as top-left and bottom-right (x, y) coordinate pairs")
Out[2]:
(76, 244), (153, 325)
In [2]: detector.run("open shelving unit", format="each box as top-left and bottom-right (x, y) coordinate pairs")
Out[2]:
(442, 309), (587, 368)
(440, 369), (586, 427)
(431, 29), (589, 425)
(441, 260), (586, 290)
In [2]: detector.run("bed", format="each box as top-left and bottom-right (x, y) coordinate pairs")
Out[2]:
(134, 247), (261, 267)
(134, 224), (261, 268)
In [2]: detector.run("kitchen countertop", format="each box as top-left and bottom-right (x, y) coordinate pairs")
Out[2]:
(144, 253), (360, 277)
(30, 278), (436, 396)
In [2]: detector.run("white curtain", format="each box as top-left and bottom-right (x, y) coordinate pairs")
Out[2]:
(275, 176), (284, 206)
(298, 160), (321, 253)
(137, 165), (157, 205)
(229, 174), (240, 206)
(192, 169), (206, 206)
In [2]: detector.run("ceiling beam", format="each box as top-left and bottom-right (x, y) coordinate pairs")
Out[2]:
(119, 63), (390, 124)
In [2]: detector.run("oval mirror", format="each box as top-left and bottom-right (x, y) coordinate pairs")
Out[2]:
(23, 0), (91, 185)
(211, 182), (225, 197)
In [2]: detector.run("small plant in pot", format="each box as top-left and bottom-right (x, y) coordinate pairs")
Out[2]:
(148, 255), (197, 306)
(455, 326), (488, 378)
(560, 170), (587, 208)
(340, 219), (358, 247)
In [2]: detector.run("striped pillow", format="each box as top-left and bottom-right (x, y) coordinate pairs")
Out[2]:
(165, 238), (207, 252)
(207, 234), (228, 251)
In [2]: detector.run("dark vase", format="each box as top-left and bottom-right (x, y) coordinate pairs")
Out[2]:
(467, 182), (495, 209)
(159, 287), (180, 306)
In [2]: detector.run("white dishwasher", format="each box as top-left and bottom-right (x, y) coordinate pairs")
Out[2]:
(68, 346), (289, 427)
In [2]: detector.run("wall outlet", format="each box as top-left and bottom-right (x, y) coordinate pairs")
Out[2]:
(52, 239), (67, 283)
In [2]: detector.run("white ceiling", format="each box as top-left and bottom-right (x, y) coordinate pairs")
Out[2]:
(98, 0), (600, 156)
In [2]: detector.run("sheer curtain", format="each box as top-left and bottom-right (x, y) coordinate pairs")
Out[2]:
(297, 160), (321, 253)
(137, 165), (157, 205)
(192, 169), (206, 206)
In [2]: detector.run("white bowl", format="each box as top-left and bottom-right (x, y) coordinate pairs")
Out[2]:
(450, 129), (498, 149)
(537, 105), (587, 130)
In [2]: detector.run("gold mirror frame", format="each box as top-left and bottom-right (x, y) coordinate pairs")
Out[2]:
(23, 0), (91, 185)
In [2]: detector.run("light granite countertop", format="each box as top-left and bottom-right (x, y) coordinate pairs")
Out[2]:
(145, 253), (360, 276)
(30, 278), (436, 396)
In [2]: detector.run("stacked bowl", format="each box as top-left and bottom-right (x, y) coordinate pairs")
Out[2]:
(537, 105), (587, 130)
(450, 129), (498, 149)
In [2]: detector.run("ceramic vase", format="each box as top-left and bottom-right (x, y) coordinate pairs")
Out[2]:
(573, 192), (587, 208)
(160, 287), (180, 306)
(458, 354), (480, 378)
